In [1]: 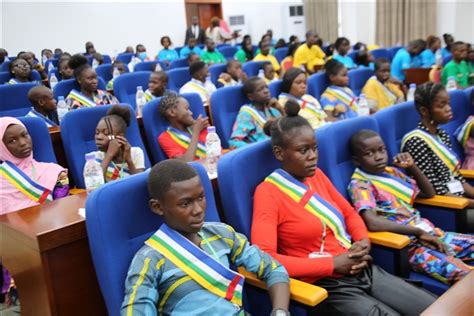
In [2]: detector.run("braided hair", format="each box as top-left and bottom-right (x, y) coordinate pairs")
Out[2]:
(414, 82), (446, 116)
(158, 92), (181, 119)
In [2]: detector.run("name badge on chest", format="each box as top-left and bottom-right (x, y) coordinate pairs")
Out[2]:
(447, 178), (464, 194)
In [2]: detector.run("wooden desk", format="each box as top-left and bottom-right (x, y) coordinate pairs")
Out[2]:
(421, 271), (474, 316)
(404, 68), (431, 86)
(0, 193), (106, 316)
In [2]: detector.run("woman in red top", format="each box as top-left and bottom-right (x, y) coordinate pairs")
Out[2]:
(251, 100), (436, 315)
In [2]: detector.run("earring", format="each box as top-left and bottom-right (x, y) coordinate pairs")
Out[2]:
(430, 120), (435, 125)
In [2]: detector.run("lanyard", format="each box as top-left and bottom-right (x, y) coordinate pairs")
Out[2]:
(198, 231), (220, 261)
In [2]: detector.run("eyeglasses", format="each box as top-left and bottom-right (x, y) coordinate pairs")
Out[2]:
(14, 64), (31, 69)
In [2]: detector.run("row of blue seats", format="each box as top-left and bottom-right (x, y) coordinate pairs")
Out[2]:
(78, 87), (471, 315)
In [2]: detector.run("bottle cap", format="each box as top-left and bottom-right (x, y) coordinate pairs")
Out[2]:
(409, 83), (416, 88)
(136, 86), (143, 91)
(359, 93), (366, 98)
(85, 153), (96, 161)
(58, 96), (64, 101)
(207, 126), (216, 133)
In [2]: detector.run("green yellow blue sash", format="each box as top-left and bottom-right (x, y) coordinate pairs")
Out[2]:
(324, 86), (357, 112)
(67, 89), (97, 108)
(94, 157), (129, 181)
(0, 161), (53, 204)
(352, 167), (416, 205)
(240, 105), (268, 128)
(265, 169), (352, 248)
(186, 81), (208, 96)
(370, 76), (397, 104)
(279, 93), (325, 119)
(26, 109), (58, 127)
(455, 116), (474, 147)
(402, 129), (460, 174)
(144, 89), (155, 103)
(166, 127), (206, 159)
(146, 224), (244, 306)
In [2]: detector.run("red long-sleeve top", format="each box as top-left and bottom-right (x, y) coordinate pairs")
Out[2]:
(251, 168), (369, 283)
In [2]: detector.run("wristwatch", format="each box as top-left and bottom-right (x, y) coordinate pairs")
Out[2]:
(270, 308), (290, 316)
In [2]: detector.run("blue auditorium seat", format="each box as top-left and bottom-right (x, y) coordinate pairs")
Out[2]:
(370, 48), (390, 60)
(218, 46), (238, 60)
(53, 78), (106, 100)
(388, 46), (403, 61)
(209, 85), (249, 148)
(274, 47), (288, 63)
(142, 93), (207, 163)
(442, 55), (453, 66)
(169, 58), (188, 69)
(0, 82), (36, 117)
(44, 58), (59, 73)
(116, 53), (134, 64)
(348, 50), (359, 62)
(113, 71), (152, 109)
(133, 61), (167, 72)
(307, 72), (329, 100)
(0, 70), (41, 84)
(242, 61), (265, 77)
(348, 68), (374, 96)
(167, 67), (191, 92)
(85, 163), (219, 315)
(95, 64), (113, 83)
(268, 79), (282, 98)
(60, 104), (150, 188)
(208, 64), (227, 85)
(18, 116), (57, 163)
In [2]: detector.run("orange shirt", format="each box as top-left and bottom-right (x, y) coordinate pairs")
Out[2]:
(158, 128), (208, 160)
(251, 168), (368, 283)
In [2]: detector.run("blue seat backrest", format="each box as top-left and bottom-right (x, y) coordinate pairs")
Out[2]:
(17, 117), (57, 163)
(48, 68), (59, 81)
(142, 93), (207, 163)
(85, 162), (219, 315)
(274, 47), (288, 63)
(60, 104), (150, 188)
(209, 64), (227, 85)
(170, 58), (188, 69)
(210, 85), (249, 149)
(316, 116), (380, 198)
(348, 50), (359, 62)
(167, 67), (191, 92)
(0, 70), (41, 84)
(103, 55), (112, 64)
(95, 64), (113, 83)
(116, 53), (134, 64)
(219, 46), (238, 59)
(1, 61), (11, 72)
(0, 82), (36, 115)
(442, 55), (453, 66)
(45, 58), (59, 72)
(374, 101), (418, 159)
(53, 78), (106, 100)
(268, 80), (282, 98)
(307, 72), (329, 100)
(218, 139), (280, 237)
(243, 61), (265, 77)
(113, 71), (152, 109)
(133, 61), (167, 72)
(348, 68), (374, 96)
(388, 46), (403, 61)
(216, 44), (230, 50)
(370, 49), (390, 60)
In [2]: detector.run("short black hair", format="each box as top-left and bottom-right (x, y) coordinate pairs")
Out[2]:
(324, 59), (345, 79)
(414, 82), (446, 115)
(103, 105), (131, 134)
(262, 61), (272, 71)
(265, 100), (311, 148)
(334, 37), (349, 50)
(355, 50), (370, 67)
(281, 67), (305, 93)
(158, 92), (180, 119)
(160, 36), (172, 46)
(287, 43), (299, 57)
(242, 76), (262, 96)
(226, 59), (240, 71)
(374, 57), (390, 71)
(408, 39), (426, 51)
(349, 129), (380, 156)
(451, 41), (466, 51)
(68, 54), (91, 80)
(152, 70), (168, 81)
(148, 159), (198, 201)
(189, 61), (206, 77)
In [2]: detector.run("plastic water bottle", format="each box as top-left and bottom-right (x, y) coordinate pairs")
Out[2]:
(357, 94), (370, 116)
(42, 54), (48, 66)
(407, 84), (416, 101)
(258, 69), (264, 78)
(47, 62), (54, 73)
(112, 67), (120, 79)
(92, 58), (99, 69)
(154, 62), (162, 72)
(83, 153), (105, 193)
(57, 96), (69, 122)
(205, 126), (221, 176)
(446, 76), (457, 91)
(205, 75), (216, 94)
(135, 86), (146, 116)
(435, 49), (442, 66)
(49, 73), (59, 89)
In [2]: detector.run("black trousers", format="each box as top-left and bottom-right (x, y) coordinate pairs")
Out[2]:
(313, 264), (437, 316)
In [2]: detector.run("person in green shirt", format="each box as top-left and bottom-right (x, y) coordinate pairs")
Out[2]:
(234, 36), (254, 63)
(201, 39), (226, 65)
(441, 41), (470, 88)
(468, 47), (474, 86)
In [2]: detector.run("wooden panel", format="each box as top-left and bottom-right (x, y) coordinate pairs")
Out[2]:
(404, 68), (431, 85)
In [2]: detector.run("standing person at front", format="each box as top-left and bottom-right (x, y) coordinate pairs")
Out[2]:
(184, 16), (205, 45)
(251, 102), (436, 315)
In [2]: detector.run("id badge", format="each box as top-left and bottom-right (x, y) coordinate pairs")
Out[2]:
(309, 252), (332, 258)
(415, 221), (433, 233)
(447, 179), (464, 194)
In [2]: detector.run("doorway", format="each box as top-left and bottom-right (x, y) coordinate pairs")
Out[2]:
(185, 0), (223, 30)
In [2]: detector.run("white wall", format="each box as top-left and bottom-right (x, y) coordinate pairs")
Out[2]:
(437, 0), (474, 43)
(339, 0), (376, 45)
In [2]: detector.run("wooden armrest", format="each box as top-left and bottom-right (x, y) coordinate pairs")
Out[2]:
(460, 169), (474, 179)
(69, 188), (86, 195)
(237, 267), (327, 307)
(415, 195), (469, 209)
(368, 231), (410, 249)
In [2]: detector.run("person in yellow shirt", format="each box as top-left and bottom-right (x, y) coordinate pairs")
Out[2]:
(293, 31), (326, 74)
(253, 40), (280, 78)
(361, 58), (405, 112)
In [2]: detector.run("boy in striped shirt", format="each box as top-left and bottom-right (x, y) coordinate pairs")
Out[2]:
(121, 159), (290, 315)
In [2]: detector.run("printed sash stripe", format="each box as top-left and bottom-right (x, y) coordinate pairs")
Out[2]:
(240, 105), (267, 128)
(279, 93), (325, 118)
(455, 116), (474, 147)
(68, 89), (97, 107)
(186, 81), (208, 95)
(265, 169), (351, 248)
(370, 76), (397, 103)
(352, 168), (416, 205)
(325, 86), (357, 111)
(402, 129), (460, 174)
(26, 109), (58, 127)
(144, 89), (155, 103)
(166, 127), (207, 159)
(0, 161), (52, 203)
(146, 224), (243, 306)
